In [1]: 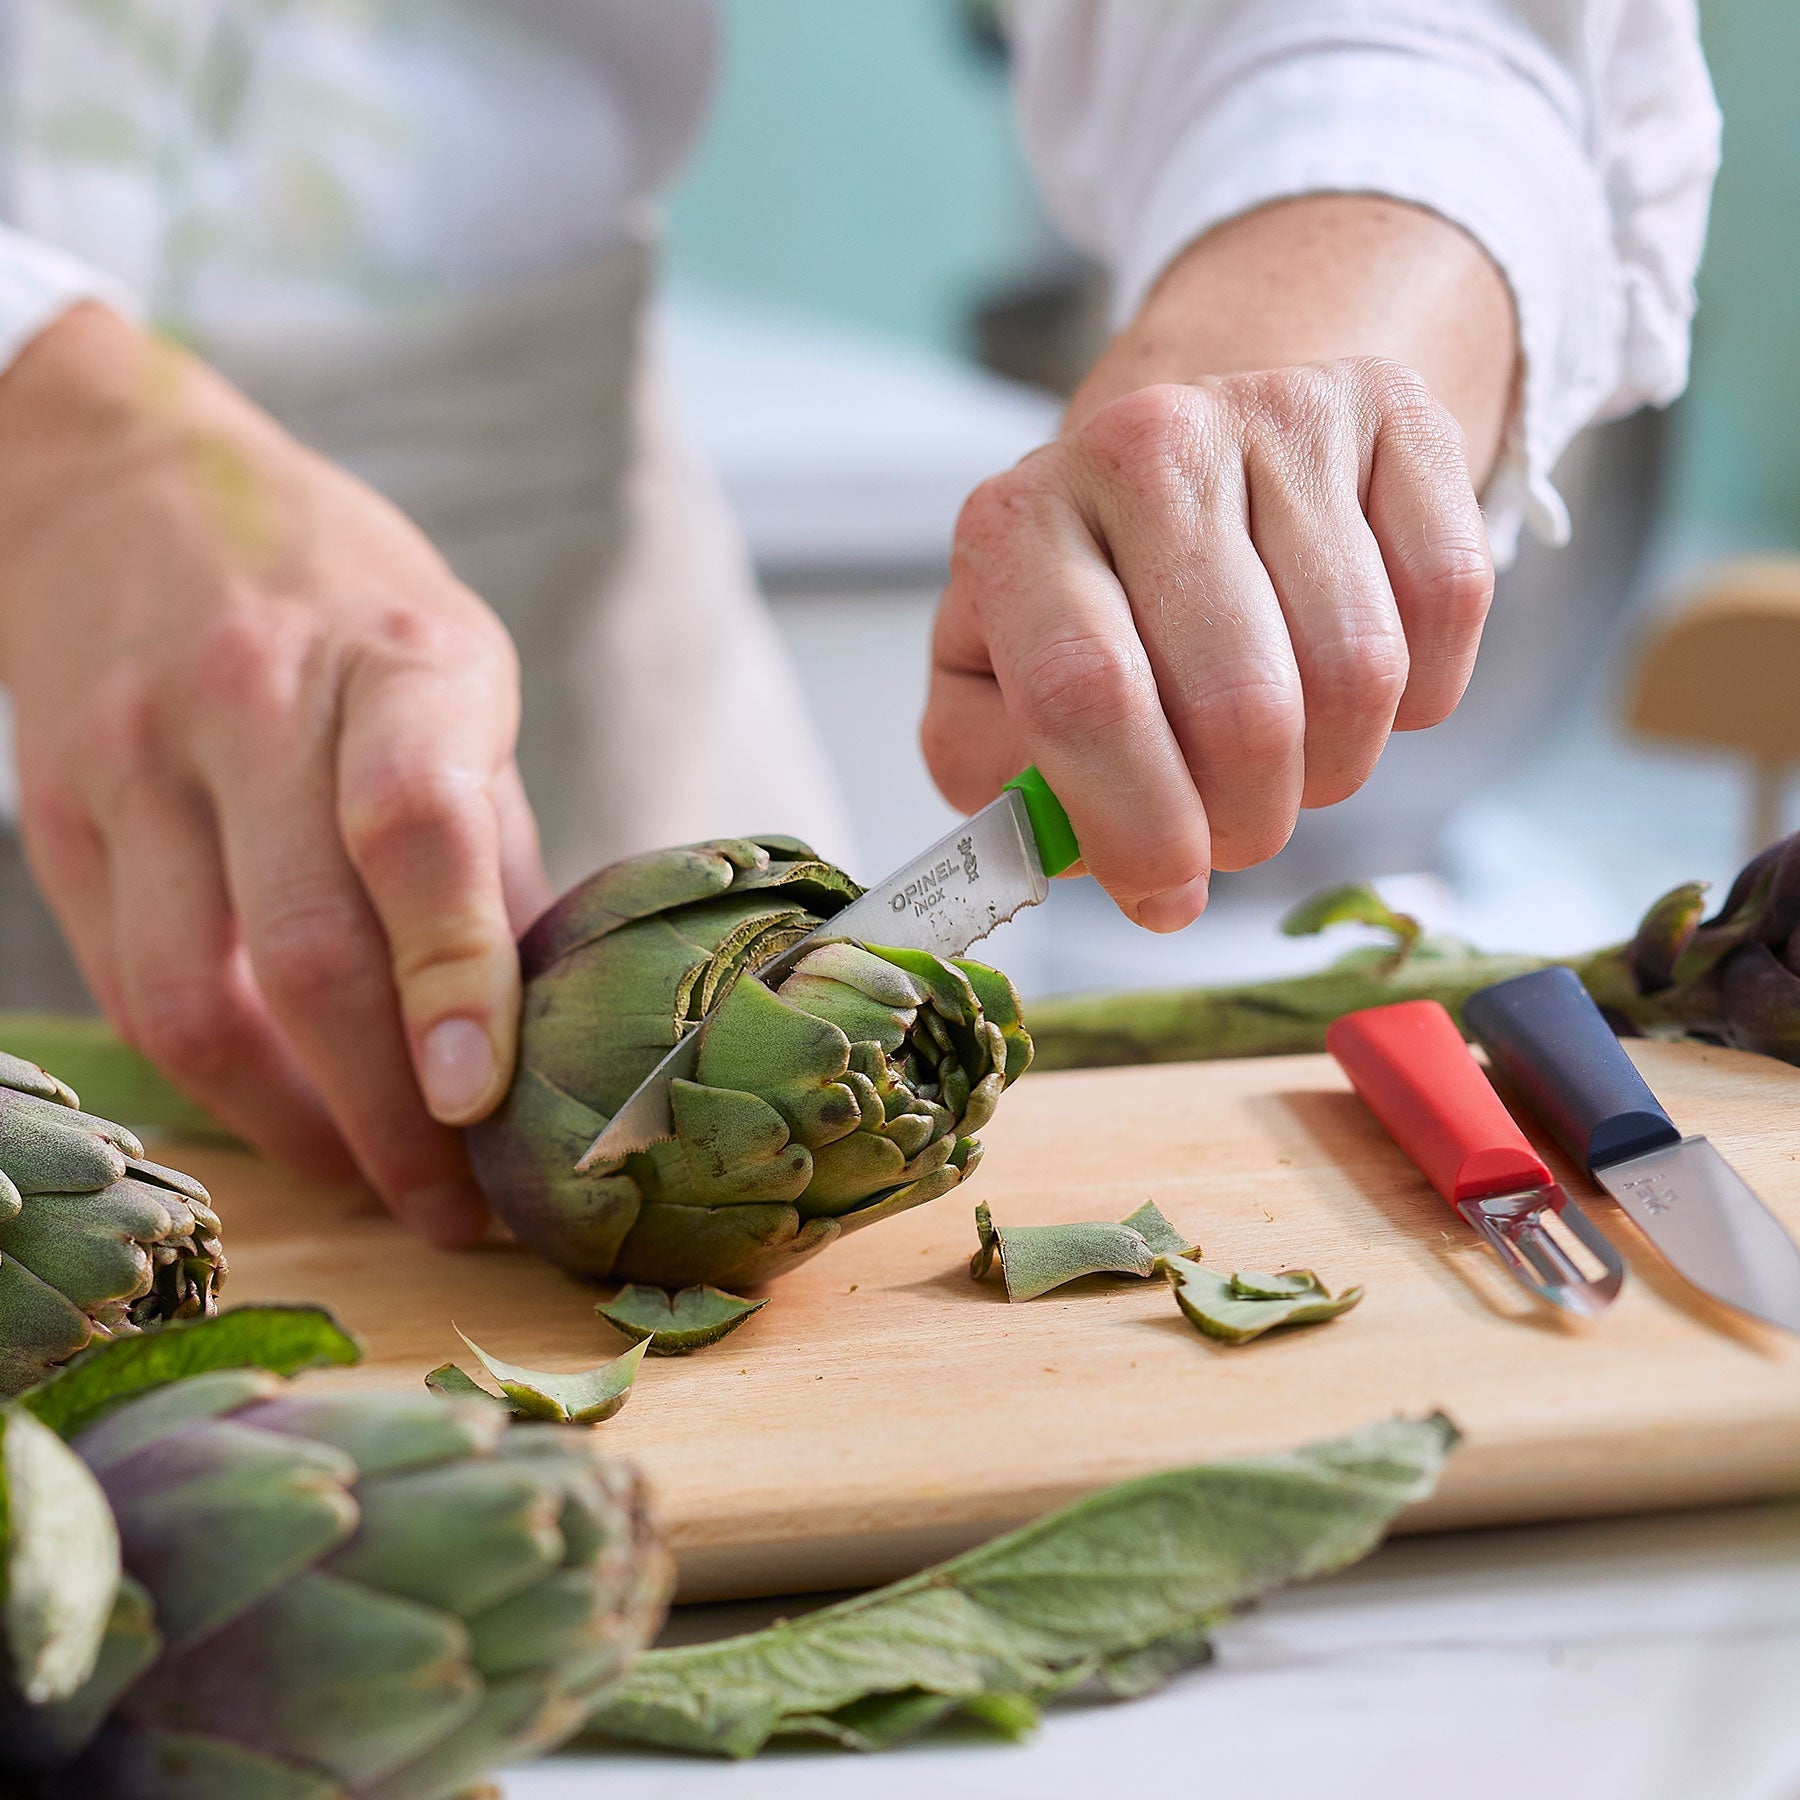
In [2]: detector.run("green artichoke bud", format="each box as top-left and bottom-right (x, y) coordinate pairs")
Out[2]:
(467, 836), (1032, 1289)
(0, 1051), (223, 1397)
(3, 1369), (671, 1797)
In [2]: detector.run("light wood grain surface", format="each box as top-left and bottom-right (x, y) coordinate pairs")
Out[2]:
(196, 1039), (1800, 1600)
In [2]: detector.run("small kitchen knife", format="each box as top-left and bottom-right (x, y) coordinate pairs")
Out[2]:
(577, 766), (1080, 1166)
(1464, 965), (1800, 1333)
(1328, 998), (1626, 1316)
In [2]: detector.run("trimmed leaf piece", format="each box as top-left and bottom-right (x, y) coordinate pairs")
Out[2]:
(595, 1284), (768, 1355)
(585, 1415), (1458, 1758)
(1117, 1199), (1197, 1260)
(454, 1329), (647, 1424)
(0, 1404), (121, 1704)
(1163, 1256), (1363, 1345)
(423, 1363), (505, 1406)
(1280, 883), (1421, 957)
(970, 1199), (1197, 1302)
(21, 1305), (359, 1440)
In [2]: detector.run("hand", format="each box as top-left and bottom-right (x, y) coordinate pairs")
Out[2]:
(923, 197), (1515, 933)
(0, 305), (551, 1244)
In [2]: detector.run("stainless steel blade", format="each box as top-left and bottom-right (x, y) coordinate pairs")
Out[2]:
(1454, 1183), (1626, 1317)
(769, 786), (1049, 973)
(577, 789), (1049, 1167)
(1598, 1137), (1800, 1332)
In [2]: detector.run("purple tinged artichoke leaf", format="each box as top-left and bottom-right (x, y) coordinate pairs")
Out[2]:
(121, 1568), (480, 1790)
(1716, 941), (1800, 1060)
(98, 1419), (360, 1654)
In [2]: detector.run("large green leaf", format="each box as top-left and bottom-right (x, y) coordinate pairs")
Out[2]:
(585, 1414), (1458, 1758)
(21, 1306), (360, 1440)
(0, 1405), (121, 1703)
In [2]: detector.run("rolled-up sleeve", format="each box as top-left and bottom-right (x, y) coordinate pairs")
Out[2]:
(0, 223), (136, 373)
(1010, 0), (1720, 561)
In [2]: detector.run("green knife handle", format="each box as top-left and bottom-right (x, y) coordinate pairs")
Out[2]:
(1004, 766), (1080, 877)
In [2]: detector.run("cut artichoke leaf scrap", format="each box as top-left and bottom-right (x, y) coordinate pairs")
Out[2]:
(969, 1198), (1198, 1302)
(433, 1329), (649, 1425)
(1161, 1255), (1364, 1345)
(595, 1283), (767, 1355)
(584, 1414), (1458, 1758)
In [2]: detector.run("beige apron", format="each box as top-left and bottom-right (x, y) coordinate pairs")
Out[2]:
(0, 239), (852, 1007)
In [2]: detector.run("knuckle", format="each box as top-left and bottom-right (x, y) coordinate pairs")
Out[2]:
(189, 601), (311, 715)
(1190, 670), (1304, 768)
(1081, 384), (1202, 487)
(1309, 625), (1411, 720)
(1400, 538), (1496, 655)
(255, 903), (376, 1013)
(950, 465), (1058, 574)
(340, 763), (487, 882)
(1010, 633), (1148, 739)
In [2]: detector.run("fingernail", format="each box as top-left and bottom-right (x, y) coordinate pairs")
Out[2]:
(397, 1178), (490, 1249)
(419, 1017), (499, 1123)
(1136, 873), (1210, 934)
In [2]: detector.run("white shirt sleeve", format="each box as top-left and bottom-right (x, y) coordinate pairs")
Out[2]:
(1009, 0), (1721, 562)
(0, 223), (137, 372)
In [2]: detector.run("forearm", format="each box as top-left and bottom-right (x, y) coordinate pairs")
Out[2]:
(1067, 194), (1518, 483)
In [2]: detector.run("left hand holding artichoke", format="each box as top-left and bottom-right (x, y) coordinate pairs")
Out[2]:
(468, 837), (1031, 1289)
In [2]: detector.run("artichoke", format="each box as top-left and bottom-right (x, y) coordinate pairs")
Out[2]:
(2, 1369), (671, 1797)
(468, 836), (1032, 1289)
(0, 1051), (222, 1396)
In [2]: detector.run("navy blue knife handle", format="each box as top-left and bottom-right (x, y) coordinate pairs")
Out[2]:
(1462, 966), (1680, 1174)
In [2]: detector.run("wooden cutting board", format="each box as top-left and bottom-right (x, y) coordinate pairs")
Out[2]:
(199, 1038), (1800, 1601)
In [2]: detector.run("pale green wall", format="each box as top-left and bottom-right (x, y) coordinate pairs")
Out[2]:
(664, 0), (1047, 357)
(1662, 3), (1800, 551)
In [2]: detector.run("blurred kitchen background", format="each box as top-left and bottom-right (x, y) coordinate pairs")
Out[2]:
(661, 0), (1798, 1002)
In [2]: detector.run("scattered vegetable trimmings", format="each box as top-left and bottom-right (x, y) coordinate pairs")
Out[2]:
(20, 1304), (359, 1441)
(432, 1328), (648, 1424)
(1162, 1256), (1363, 1344)
(970, 1198), (1199, 1302)
(595, 1283), (768, 1355)
(583, 1414), (1458, 1759)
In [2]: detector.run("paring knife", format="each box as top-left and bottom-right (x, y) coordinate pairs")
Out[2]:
(1464, 965), (1800, 1333)
(577, 766), (1080, 1166)
(1327, 998), (1626, 1316)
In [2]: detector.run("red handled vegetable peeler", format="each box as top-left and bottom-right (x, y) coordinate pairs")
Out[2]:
(1327, 999), (1626, 1317)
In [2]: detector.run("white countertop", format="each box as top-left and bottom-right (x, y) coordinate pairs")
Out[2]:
(503, 1499), (1800, 1800)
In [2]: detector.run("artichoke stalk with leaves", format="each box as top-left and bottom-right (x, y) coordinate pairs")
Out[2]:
(467, 837), (1032, 1289)
(0, 1051), (222, 1396)
(0, 1357), (671, 1798)
(1027, 829), (1800, 1071)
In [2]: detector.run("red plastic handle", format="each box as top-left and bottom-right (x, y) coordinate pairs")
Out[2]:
(1326, 999), (1551, 1205)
